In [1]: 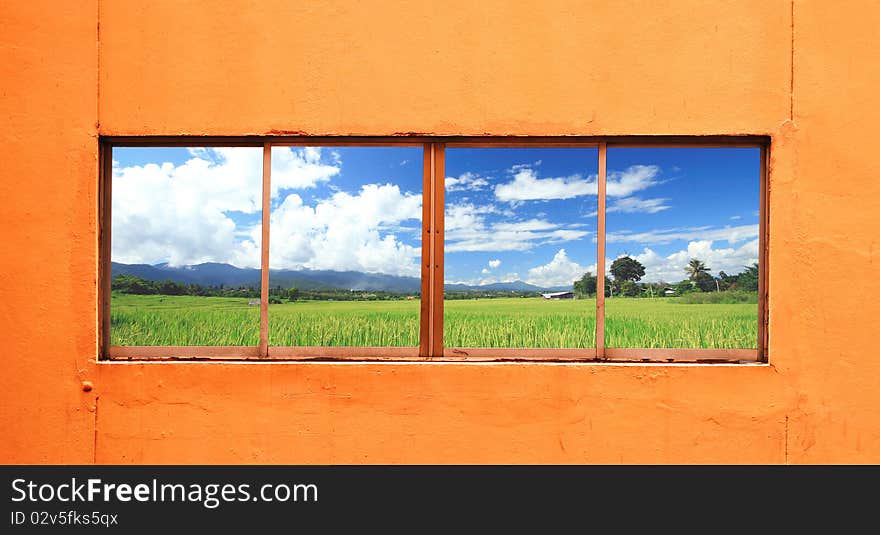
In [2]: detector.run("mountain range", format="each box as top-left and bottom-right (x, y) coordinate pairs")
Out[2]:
(111, 262), (571, 293)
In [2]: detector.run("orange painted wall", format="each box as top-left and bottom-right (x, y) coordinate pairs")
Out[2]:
(1, 0), (878, 463)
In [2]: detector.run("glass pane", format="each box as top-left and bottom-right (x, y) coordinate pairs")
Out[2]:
(268, 146), (422, 347)
(444, 148), (599, 348)
(604, 147), (761, 349)
(110, 147), (263, 346)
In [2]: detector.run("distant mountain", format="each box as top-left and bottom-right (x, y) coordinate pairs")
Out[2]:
(112, 262), (261, 287)
(446, 281), (572, 293)
(466, 281), (544, 292)
(111, 262), (421, 293)
(270, 269), (421, 293)
(111, 262), (572, 294)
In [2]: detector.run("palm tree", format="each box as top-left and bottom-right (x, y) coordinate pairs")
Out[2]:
(685, 258), (710, 280)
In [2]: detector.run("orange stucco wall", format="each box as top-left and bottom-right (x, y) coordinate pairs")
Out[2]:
(2, 0), (878, 464)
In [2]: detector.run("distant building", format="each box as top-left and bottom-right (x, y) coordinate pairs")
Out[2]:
(541, 291), (574, 300)
(663, 288), (676, 296)
(248, 300), (261, 306)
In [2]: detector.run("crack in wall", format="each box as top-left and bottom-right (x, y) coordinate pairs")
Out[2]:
(784, 414), (789, 464)
(93, 396), (100, 464)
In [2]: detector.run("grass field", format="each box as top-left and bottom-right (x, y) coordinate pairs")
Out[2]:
(111, 294), (757, 349)
(111, 294), (261, 346)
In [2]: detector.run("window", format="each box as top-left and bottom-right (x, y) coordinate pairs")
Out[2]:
(604, 147), (763, 360)
(100, 137), (768, 363)
(444, 146), (599, 357)
(267, 145), (424, 357)
(106, 145), (264, 357)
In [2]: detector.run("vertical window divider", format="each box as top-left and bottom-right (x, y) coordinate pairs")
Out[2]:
(596, 142), (607, 360)
(260, 142), (272, 358)
(758, 144), (769, 362)
(99, 142), (113, 358)
(432, 143), (446, 358)
(419, 144), (433, 357)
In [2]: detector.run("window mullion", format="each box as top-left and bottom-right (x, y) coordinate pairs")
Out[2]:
(432, 143), (446, 358)
(260, 142), (272, 358)
(419, 144), (433, 357)
(596, 142), (607, 360)
(758, 144), (769, 362)
(100, 142), (113, 358)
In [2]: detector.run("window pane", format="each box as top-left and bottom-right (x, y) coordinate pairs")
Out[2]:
(444, 148), (599, 348)
(268, 146), (422, 347)
(604, 147), (761, 349)
(110, 147), (263, 346)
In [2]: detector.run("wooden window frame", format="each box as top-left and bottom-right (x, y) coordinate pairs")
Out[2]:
(99, 135), (769, 364)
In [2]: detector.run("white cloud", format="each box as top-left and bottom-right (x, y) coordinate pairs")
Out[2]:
(445, 203), (496, 232)
(269, 183), (422, 276)
(112, 148), (422, 276)
(447, 223), (590, 253)
(445, 172), (490, 192)
(445, 203), (592, 252)
(509, 160), (541, 172)
(481, 268), (490, 274)
(488, 259), (501, 268)
(606, 224), (759, 246)
(632, 239), (759, 282)
(730, 215), (742, 220)
(492, 219), (559, 232)
(271, 146), (341, 195)
(525, 249), (596, 288)
(446, 272), (521, 287)
(112, 147), (266, 267)
(607, 197), (670, 214)
(606, 165), (661, 197)
(493, 164), (660, 203)
(494, 168), (595, 202)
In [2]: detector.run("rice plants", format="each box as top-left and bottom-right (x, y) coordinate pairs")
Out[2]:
(111, 295), (757, 349)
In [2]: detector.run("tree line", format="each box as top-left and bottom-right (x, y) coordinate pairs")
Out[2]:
(111, 274), (418, 302)
(111, 274), (262, 298)
(573, 256), (759, 298)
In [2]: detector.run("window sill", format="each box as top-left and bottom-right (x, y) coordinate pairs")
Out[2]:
(103, 346), (763, 364)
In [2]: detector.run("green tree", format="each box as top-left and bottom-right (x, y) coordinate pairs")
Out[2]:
(186, 283), (204, 296)
(641, 281), (665, 298)
(684, 258), (710, 280)
(111, 274), (156, 294)
(157, 279), (185, 295)
(675, 279), (695, 295)
(286, 286), (301, 301)
(573, 272), (597, 297)
(610, 256), (646, 283)
(718, 270), (738, 291)
(619, 280), (641, 297)
(737, 263), (760, 291)
(694, 271), (716, 292)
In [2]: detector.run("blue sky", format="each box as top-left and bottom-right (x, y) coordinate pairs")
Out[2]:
(112, 145), (760, 286)
(444, 148), (598, 287)
(605, 147), (760, 283)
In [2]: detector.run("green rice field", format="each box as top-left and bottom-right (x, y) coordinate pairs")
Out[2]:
(110, 294), (758, 349)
